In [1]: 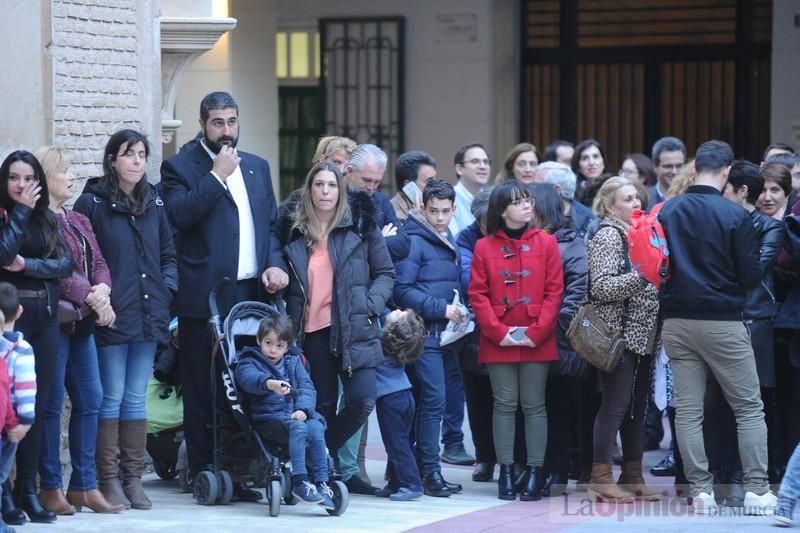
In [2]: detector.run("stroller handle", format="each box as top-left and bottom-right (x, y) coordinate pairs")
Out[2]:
(208, 277), (233, 336)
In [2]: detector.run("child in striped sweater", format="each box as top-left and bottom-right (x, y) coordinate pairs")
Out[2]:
(0, 283), (35, 530)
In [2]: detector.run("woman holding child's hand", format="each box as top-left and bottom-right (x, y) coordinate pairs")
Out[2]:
(33, 146), (124, 516)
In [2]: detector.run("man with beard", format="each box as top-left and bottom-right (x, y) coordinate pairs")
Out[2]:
(161, 91), (288, 499)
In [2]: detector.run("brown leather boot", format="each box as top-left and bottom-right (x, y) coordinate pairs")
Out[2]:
(67, 489), (125, 513)
(38, 489), (76, 515)
(96, 418), (131, 510)
(119, 420), (151, 510)
(619, 461), (662, 501)
(587, 463), (634, 503)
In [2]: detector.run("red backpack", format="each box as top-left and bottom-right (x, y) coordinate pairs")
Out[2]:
(627, 208), (670, 289)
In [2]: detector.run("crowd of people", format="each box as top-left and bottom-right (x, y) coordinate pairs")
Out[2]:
(0, 89), (800, 529)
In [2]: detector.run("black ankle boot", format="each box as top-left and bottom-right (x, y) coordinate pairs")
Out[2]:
(498, 464), (516, 501)
(14, 481), (56, 523)
(520, 466), (545, 501)
(2, 480), (25, 525)
(542, 471), (569, 497)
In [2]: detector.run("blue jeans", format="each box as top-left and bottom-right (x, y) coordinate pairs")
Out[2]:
(0, 440), (17, 485)
(442, 349), (465, 448)
(377, 390), (422, 491)
(413, 346), (447, 476)
(780, 443), (800, 500)
(257, 418), (328, 482)
(97, 342), (157, 420)
(40, 334), (103, 490)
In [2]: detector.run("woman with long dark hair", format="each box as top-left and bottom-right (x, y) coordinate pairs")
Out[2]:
(572, 139), (609, 207)
(469, 181), (564, 501)
(283, 162), (394, 468)
(529, 183), (591, 496)
(33, 146), (124, 515)
(74, 130), (177, 511)
(0, 151), (72, 524)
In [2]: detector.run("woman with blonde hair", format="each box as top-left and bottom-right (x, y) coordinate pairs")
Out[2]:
(586, 177), (660, 503)
(283, 162), (394, 469)
(278, 136), (357, 244)
(33, 146), (124, 515)
(312, 136), (358, 173)
(494, 143), (539, 185)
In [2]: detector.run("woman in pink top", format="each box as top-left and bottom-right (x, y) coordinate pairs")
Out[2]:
(283, 162), (395, 456)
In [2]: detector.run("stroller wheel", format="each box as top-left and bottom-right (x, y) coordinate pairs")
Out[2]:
(193, 471), (219, 506)
(216, 470), (234, 505)
(178, 468), (192, 493)
(326, 480), (349, 516)
(281, 471), (296, 506)
(267, 479), (281, 517)
(154, 460), (178, 480)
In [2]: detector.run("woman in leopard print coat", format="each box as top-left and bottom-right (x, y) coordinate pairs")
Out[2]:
(586, 177), (661, 503)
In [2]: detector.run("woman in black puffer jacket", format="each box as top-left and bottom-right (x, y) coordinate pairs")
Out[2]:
(74, 130), (177, 511)
(529, 184), (591, 497)
(284, 162), (395, 453)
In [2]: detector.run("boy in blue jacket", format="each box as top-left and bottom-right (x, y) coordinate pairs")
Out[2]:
(375, 308), (425, 501)
(394, 179), (465, 497)
(235, 313), (333, 509)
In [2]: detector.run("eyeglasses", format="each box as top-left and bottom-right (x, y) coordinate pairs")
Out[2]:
(620, 168), (639, 177)
(509, 197), (533, 207)
(460, 158), (492, 166)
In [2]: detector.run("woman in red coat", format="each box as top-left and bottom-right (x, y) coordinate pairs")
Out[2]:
(469, 182), (564, 502)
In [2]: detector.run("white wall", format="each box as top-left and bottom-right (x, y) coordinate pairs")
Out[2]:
(172, 0), (279, 189)
(273, 0), (502, 180)
(772, 0), (800, 151)
(0, 0), (49, 156)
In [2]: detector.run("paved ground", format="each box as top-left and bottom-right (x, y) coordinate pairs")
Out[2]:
(20, 413), (783, 532)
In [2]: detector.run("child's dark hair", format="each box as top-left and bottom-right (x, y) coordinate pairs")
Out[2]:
(382, 309), (425, 365)
(256, 313), (294, 345)
(422, 178), (455, 206)
(0, 283), (19, 320)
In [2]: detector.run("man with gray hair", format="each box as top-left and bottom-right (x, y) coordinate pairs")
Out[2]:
(345, 143), (409, 260)
(536, 162), (595, 239)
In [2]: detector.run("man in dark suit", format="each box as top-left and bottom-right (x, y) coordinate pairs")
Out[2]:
(161, 91), (288, 495)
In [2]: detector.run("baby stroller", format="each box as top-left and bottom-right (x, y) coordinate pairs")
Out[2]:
(191, 279), (349, 516)
(146, 316), (186, 483)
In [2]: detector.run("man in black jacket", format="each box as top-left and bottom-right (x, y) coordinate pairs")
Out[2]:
(659, 140), (774, 514)
(161, 91), (288, 495)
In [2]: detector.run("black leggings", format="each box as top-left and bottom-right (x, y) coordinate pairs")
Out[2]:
(15, 297), (60, 485)
(303, 328), (376, 451)
(593, 351), (653, 464)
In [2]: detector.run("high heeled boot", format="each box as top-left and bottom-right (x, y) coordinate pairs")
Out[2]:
(619, 461), (662, 501)
(519, 466), (546, 501)
(587, 463), (634, 503)
(13, 479), (57, 523)
(498, 464), (516, 501)
(119, 420), (151, 510)
(96, 418), (131, 510)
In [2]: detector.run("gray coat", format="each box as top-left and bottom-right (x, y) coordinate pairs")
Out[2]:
(284, 191), (396, 374)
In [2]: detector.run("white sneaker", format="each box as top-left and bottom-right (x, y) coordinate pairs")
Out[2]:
(744, 490), (777, 516)
(691, 491), (718, 515)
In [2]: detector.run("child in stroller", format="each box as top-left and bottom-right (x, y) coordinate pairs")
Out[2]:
(235, 312), (335, 510)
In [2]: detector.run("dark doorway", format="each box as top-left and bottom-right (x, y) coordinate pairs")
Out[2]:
(319, 17), (405, 194)
(521, 0), (772, 167)
(278, 86), (323, 200)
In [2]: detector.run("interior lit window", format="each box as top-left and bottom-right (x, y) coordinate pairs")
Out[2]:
(276, 32), (288, 78)
(276, 29), (319, 80)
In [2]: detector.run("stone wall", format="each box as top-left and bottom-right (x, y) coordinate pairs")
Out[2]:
(48, 0), (161, 190)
